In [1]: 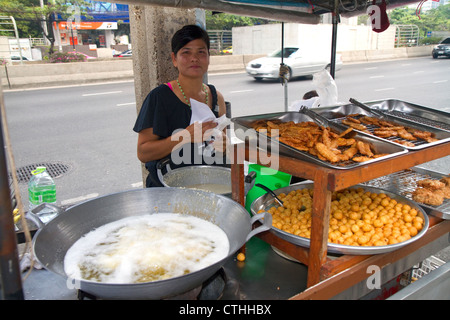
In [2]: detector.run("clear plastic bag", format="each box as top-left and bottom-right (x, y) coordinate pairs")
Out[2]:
(312, 69), (339, 107)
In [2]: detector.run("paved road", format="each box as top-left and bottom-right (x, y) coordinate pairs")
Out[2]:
(3, 56), (449, 208)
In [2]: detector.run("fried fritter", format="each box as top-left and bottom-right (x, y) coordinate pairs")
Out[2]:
(412, 188), (444, 206)
(440, 176), (450, 187)
(417, 179), (445, 190)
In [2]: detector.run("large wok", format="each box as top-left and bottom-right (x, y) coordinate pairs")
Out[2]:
(32, 188), (271, 299)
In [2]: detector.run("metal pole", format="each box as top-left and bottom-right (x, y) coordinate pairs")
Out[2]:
(330, 0), (339, 79)
(281, 22), (288, 111)
(10, 16), (23, 65)
(0, 80), (24, 300)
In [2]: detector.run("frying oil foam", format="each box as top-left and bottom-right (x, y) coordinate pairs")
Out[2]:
(64, 214), (230, 284)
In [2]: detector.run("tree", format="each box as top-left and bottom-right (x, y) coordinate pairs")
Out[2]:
(0, 0), (91, 54)
(205, 11), (274, 30)
(388, 4), (450, 37)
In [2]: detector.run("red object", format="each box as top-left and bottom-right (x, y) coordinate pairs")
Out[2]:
(369, 0), (390, 33)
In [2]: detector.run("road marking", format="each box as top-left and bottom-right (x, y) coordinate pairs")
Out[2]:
(117, 102), (136, 106)
(413, 70), (425, 74)
(369, 75), (384, 79)
(82, 91), (122, 96)
(61, 193), (99, 206)
(230, 89), (253, 94)
(433, 80), (448, 84)
(364, 67), (378, 70)
(374, 87), (395, 92)
(132, 181), (143, 188)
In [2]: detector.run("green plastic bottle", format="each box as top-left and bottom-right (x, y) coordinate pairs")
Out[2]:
(28, 166), (57, 223)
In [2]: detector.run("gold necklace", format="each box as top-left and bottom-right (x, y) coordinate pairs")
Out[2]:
(177, 79), (209, 107)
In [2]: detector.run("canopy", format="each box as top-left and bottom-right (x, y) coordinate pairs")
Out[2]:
(107, 0), (421, 24)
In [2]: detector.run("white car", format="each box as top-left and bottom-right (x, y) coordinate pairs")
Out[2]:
(246, 47), (343, 81)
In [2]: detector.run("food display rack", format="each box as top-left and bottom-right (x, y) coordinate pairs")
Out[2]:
(230, 140), (450, 299)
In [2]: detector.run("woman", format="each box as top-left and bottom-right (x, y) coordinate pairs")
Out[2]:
(133, 25), (228, 187)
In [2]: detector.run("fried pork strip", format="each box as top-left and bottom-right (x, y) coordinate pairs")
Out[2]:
(251, 120), (383, 164)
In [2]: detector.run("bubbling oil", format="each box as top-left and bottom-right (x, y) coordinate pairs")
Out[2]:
(64, 213), (230, 284)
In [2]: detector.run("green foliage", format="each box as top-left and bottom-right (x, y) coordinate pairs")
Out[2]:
(360, 4), (450, 37)
(205, 11), (275, 30)
(418, 36), (444, 45)
(389, 4), (450, 36)
(48, 51), (86, 63)
(0, 0), (91, 53)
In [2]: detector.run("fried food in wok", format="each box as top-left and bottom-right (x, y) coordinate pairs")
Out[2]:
(251, 120), (384, 164)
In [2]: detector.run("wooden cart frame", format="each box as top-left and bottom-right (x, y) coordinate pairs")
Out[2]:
(230, 140), (450, 299)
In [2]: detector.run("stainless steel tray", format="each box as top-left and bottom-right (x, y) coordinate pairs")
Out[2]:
(231, 112), (408, 170)
(362, 167), (450, 220)
(313, 102), (450, 150)
(250, 183), (429, 255)
(368, 99), (450, 132)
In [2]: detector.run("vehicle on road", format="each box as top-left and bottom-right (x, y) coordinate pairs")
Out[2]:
(432, 37), (450, 59)
(245, 47), (343, 81)
(114, 49), (132, 58)
(221, 46), (233, 54)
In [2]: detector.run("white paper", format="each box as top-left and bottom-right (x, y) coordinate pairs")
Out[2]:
(288, 97), (320, 111)
(189, 98), (216, 125)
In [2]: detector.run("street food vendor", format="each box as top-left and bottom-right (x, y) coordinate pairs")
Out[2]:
(133, 25), (228, 187)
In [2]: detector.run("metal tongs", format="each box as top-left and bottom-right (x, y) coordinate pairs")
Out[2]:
(349, 98), (386, 119)
(298, 105), (330, 128)
(299, 105), (355, 138)
(255, 183), (284, 206)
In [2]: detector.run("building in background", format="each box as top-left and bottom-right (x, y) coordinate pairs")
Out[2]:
(55, 1), (130, 56)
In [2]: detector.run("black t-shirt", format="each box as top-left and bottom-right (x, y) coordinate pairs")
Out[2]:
(133, 83), (225, 187)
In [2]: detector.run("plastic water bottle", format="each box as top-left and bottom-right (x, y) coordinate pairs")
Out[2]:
(28, 166), (57, 223)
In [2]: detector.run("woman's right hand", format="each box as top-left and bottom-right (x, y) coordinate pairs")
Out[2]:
(182, 120), (218, 143)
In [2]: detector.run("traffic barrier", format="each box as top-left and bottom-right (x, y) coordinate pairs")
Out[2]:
(0, 46), (433, 89)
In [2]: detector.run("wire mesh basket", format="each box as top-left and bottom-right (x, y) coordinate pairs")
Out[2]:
(411, 255), (446, 281)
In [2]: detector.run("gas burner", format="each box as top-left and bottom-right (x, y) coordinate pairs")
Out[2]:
(76, 268), (236, 300)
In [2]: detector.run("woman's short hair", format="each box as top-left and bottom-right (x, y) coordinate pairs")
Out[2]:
(171, 25), (210, 55)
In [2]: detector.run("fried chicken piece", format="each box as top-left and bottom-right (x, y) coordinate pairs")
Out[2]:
(345, 116), (361, 124)
(393, 140), (415, 147)
(315, 142), (340, 163)
(417, 179), (445, 190)
(424, 136), (439, 143)
(356, 141), (374, 157)
(266, 120), (281, 129)
(352, 156), (373, 162)
(397, 128), (417, 141)
(342, 119), (367, 131)
(277, 137), (309, 151)
(442, 186), (450, 199)
(372, 153), (389, 158)
(412, 130), (437, 143)
(338, 127), (353, 138)
(322, 127), (332, 147)
(412, 187), (444, 206)
(373, 129), (398, 138)
(440, 177), (450, 187)
(378, 120), (396, 127)
(359, 116), (381, 126)
(339, 146), (358, 161)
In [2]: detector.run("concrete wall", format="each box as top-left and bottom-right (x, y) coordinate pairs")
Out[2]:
(1, 59), (133, 88)
(0, 45), (433, 89)
(232, 23), (397, 56)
